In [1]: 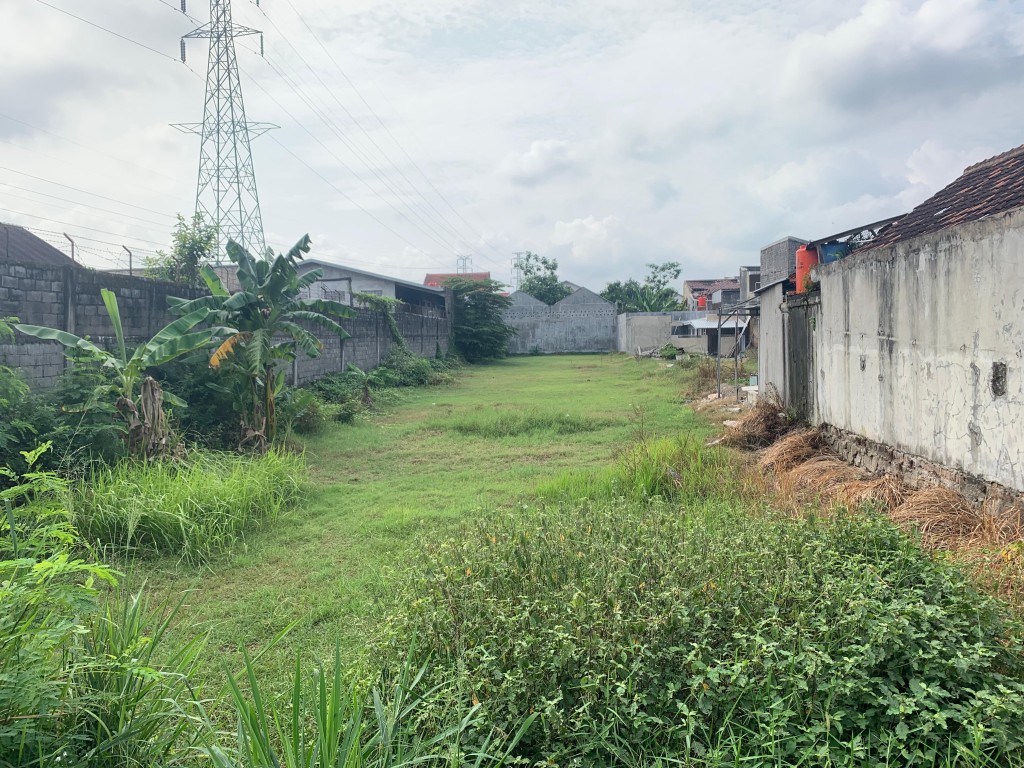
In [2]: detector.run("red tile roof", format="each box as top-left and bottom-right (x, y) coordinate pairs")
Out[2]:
(423, 271), (490, 287)
(868, 143), (1024, 251)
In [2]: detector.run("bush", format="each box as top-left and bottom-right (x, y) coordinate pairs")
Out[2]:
(72, 450), (304, 563)
(383, 461), (1024, 765)
(155, 352), (241, 450)
(1, 449), (203, 767)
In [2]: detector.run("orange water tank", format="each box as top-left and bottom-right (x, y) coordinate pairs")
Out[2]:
(795, 245), (819, 293)
(697, 294), (707, 310)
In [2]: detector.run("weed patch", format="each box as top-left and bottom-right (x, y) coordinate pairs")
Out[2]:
(72, 450), (304, 563)
(384, 495), (1024, 766)
(436, 407), (614, 438)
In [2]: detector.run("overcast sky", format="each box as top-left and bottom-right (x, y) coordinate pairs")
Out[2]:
(2, 0), (1023, 288)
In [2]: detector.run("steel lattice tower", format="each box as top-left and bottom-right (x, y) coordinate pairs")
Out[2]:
(174, 0), (275, 258)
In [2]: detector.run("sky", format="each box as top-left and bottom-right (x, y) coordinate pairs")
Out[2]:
(2, 0), (1024, 289)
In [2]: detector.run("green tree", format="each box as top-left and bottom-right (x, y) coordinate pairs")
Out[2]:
(600, 262), (682, 312)
(146, 213), (217, 287)
(169, 236), (355, 451)
(15, 292), (216, 457)
(444, 277), (516, 363)
(518, 253), (572, 305)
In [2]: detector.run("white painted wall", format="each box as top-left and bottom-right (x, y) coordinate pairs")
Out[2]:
(814, 208), (1024, 491)
(617, 313), (673, 352)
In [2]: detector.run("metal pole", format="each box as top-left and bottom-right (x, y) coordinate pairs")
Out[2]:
(716, 311), (722, 398)
(63, 232), (75, 263)
(122, 246), (133, 276)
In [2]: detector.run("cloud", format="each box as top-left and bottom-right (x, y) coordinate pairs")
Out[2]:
(498, 140), (582, 186)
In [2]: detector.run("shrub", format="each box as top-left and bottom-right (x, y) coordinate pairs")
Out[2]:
(383, 479), (1024, 764)
(72, 450), (304, 563)
(1, 448), (204, 767)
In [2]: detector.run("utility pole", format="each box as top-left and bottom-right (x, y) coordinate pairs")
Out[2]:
(455, 255), (472, 274)
(173, 0), (277, 260)
(511, 251), (526, 291)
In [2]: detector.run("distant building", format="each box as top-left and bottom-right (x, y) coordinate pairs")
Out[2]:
(423, 271), (490, 288)
(213, 259), (449, 315)
(0, 224), (78, 268)
(738, 265), (761, 302)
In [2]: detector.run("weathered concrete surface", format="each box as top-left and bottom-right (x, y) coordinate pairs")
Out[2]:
(504, 288), (616, 354)
(757, 281), (786, 398)
(815, 208), (1024, 492)
(617, 313), (673, 352)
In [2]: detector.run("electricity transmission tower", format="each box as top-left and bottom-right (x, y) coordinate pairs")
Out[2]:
(511, 252), (526, 290)
(456, 255), (472, 274)
(174, 0), (276, 259)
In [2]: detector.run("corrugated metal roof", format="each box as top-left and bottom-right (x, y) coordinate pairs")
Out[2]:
(0, 224), (78, 268)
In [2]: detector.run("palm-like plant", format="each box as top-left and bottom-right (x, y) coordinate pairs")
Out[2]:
(169, 235), (354, 450)
(16, 290), (215, 457)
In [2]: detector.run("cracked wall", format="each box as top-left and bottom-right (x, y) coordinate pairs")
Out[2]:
(813, 208), (1024, 492)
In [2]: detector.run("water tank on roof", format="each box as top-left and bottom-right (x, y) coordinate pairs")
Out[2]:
(796, 245), (819, 293)
(697, 295), (707, 310)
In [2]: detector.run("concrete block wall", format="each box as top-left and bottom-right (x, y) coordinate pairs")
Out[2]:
(1, 259), (451, 389)
(504, 288), (617, 354)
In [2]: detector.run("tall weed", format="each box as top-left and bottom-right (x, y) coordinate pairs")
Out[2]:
(72, 450), (304, 563)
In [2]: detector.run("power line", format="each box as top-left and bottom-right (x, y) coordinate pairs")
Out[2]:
(274, 0), (510, 269)
(0, 112), (181, 185)
(33, 0), (185, 65)
(0, 207), (169, 248)
(0, 182), (174, 228)
(265, 134), (449, 269)
(252, 7), (488, 263)
(0, 165), (176, 219)
(251, 55), (468, 258)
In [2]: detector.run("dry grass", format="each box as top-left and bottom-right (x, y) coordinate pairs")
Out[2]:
(757, 428), (822, 475)
(833, 475), (909, 512)
(721, 385), (791, 449)
(782, 456), (868, 500)
(889, 487), (980, 549)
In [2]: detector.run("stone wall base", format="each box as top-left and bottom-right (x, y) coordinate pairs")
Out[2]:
(819, 424), (1022, 514)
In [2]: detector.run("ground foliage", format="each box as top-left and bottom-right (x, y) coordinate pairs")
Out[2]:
(383, 444), (1024, 766)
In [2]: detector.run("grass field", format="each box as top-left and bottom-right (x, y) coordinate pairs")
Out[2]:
(143, 354), (706, 686)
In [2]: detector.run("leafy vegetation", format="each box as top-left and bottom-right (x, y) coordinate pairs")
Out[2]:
(601, 261), (683, 312)
(16, 289), (218, 458)
(517, 251), (573, 305)
(385, 455), (1024, 765)
(169, 236), (354, 450)
(145, 212), (217, 287)
(0, 447), (205, 767)
(72, 450), (303, 564)
(444, 276), (515, 362)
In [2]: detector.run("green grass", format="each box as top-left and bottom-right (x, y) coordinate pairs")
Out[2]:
(74, 450), (304, 565)
(140, 355), (704, 687)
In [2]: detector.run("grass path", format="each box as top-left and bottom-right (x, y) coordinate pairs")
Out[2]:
(145, 355), (706, 686)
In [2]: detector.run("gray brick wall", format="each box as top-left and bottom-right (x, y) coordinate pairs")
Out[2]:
(2, 260), (451, 389)
(759, 236), (806, 286)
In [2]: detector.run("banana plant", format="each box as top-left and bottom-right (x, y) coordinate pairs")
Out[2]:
(169, 235), (354, 450)
(16, 289), (218, 457)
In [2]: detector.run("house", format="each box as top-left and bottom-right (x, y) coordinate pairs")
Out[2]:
(682, 277), (740, 309)
(423, 271), (490, 288)
(738, 265), (761, 302)
(0, 224), (78, 268)
(213, 259), (449, 315)
(758, 142), (1024, 498)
